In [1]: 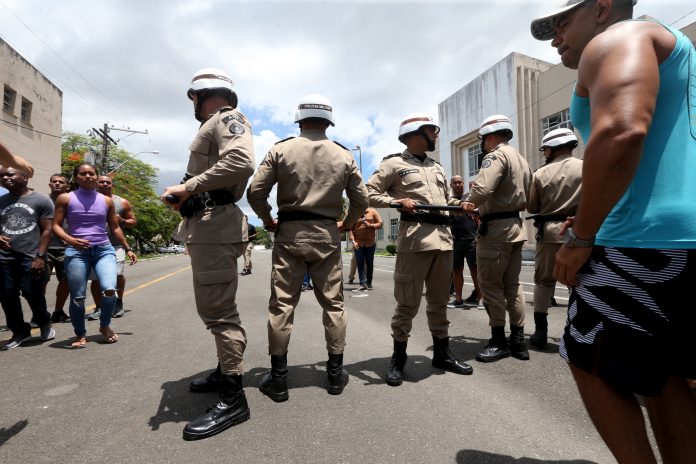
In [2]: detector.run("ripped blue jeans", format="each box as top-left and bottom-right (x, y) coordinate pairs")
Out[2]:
(65, 244), (117, 337)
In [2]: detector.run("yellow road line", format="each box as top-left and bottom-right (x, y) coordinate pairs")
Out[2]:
(85, 265), (191, 311)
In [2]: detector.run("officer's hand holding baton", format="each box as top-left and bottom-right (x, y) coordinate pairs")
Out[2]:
(160, 184), (191, 211)
(264, 218), (278, 233)
(391, 198), (417, 212)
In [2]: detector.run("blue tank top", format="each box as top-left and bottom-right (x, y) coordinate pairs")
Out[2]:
(570, 21), (696, 249)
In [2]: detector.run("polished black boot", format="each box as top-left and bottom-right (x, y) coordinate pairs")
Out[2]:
(432, 336), (473, 375)
(326, 352), (349, 395)
(259, 354), (289, 402)
(385, 340), (408, 386)
(183, 374), (250, 441)
(476, 327), (511, 363)
(509, 325), (530, 360)
(189, 363), (223, 392)
(529, 312), (548, 349)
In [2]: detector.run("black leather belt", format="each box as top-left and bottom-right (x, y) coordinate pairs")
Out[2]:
(527, 213), (572, 240)
(478, 211), (520, 236)
(400, 212), (450, 226)
(277, 211), (335, 222)
(179, 189), (236, 218)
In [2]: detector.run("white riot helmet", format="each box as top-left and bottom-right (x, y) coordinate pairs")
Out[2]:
(187, 68), (238, 120)
(539, 128), (578, 151)
(398, 113), (440, 145)
(478, 114), (513, 138)
(294, 94), (335, 126)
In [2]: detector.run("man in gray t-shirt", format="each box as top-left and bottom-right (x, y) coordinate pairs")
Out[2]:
(0, 166), (55, 350)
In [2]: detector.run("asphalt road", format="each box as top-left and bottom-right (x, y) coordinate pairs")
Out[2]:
(0, 250), (617, 464)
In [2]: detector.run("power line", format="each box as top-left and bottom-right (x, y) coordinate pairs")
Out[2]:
(0, 116), (62, 139)
(669, 7), (696, 26)
(0, 0), (129, 119)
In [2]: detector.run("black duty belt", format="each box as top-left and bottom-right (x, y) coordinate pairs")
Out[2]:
(527, 213), (572, 241)
(179, 189), (236, 218)
(478, 211), (520, 236)
(277, 211), (335, 223)
(400, 212), (450, 226)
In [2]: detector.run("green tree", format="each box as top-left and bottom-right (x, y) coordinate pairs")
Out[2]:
(254, 226), (273, 249)
(61, 131), (181, 253)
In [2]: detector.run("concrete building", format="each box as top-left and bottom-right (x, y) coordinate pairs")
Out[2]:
(1, 37), (62, 193)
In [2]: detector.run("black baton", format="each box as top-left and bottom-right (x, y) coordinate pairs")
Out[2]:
(389, 203), (463, 211)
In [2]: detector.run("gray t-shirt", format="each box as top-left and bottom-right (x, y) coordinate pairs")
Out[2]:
(0, 191), (54, 261)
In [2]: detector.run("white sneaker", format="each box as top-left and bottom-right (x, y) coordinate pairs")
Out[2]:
(2, 333), (31, 350)
(477, 300), (485, 310)
(40, 326), (56, 341)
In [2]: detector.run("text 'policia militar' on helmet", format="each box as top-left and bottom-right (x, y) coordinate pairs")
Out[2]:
(539, 128), (578, 151)
(187, 68), (238, 121)
(294, 94), (335, 126)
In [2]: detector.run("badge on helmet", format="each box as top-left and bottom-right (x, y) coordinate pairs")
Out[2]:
(294, 94), (335, 126)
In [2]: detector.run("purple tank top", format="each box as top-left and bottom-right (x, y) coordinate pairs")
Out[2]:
(67, 189), (110, 246)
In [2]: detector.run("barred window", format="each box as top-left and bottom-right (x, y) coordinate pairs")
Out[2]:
(467, 143), (482, 177)
(3, 85), (16, 114)
(377, 227), (384, 241)
(541, 109), (573, 136)
(389, 218), (399, 240)
(20, 97), (32, 124)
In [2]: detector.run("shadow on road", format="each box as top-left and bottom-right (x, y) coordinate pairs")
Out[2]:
(148, 371), (218, 431)
(455, 450), (597, 464)
(0, 419), (28, 448)
(345, 355), (435, 386)
(245, 363), (328, 391)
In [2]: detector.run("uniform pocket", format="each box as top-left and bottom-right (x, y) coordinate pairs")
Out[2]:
(394, 271), (417, 305)
(477, 248), (502, 281)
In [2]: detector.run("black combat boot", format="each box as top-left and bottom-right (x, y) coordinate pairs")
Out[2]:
(385, 340), (408, 386)
(182, 373), (250, 441)
(326, 352), (350, 395)
(529, 312), (548, 349)
(259, 354), (289, 402)
(432, 336), (473, 375)
(509, 325), (530, 360)
(189, 363), (223, 392)
(475, 326), (511, 363)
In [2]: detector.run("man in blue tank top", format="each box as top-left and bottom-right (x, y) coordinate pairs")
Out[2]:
(531, 1), (696, 463)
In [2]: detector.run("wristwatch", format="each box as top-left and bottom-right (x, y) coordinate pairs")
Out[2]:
(35, 252), (46, 259)
(565, 228), (595, 248)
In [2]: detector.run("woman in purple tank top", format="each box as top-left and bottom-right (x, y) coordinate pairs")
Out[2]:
(52, 163), (137, 347)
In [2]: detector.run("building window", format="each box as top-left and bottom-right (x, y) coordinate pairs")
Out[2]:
(377, 227), (384, 241)
(541, 109), (573, 136)
(3, 85), (16, 114)
(389, 218), (399, 240)
(467, 143), (482, 177)
(20, 97), (32, 125)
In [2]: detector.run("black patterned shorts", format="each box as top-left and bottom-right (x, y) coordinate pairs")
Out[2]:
(561, 246), (696, 396)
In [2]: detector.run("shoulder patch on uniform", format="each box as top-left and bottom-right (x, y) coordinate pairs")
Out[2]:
(483, 154), (497, 162)
(221, 112), (246, 125)
(382, 153), (401, 160)
(274, 136), (295, 145)
(333, 141), (349, 150)
(398, 168), (419, 177)
(481, 159), (492, 169)
(229, 121), (246, 135)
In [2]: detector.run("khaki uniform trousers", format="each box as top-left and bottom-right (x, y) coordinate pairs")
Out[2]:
(476, 241), (526, 328)
(243, 241), (254, 271)
(188, 242), (246, 375)
(534, 242), (562, 314)
(268, 241), (346, 355)
(391, 250), (452, 342)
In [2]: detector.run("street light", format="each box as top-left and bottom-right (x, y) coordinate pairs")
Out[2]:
(107, 150), (159, 176)
(351, 145), (362, 175)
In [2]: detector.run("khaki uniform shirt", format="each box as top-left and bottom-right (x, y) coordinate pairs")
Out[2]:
(528, 153), (583, 243)
(173, 106), (255, 244)
(367, 150), (459, 252)
(468, 143), (532, 243)
(246, 129), (368, 244)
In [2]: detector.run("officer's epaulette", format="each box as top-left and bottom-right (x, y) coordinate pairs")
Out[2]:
(274, 136), (295, 145)
(333, 141), (349, 150)
(382, 153), (401, 160)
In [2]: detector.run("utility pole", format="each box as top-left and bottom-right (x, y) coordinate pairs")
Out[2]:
(89, 124), (148, 173)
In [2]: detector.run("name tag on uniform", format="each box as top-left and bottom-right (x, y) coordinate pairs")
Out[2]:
(398, 168), (419, 177)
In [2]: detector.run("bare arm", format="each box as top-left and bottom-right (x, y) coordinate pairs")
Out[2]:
(118, 198), (137, 228)
(0, 141), (34, 177)
(106, 197), (137, 264)
(555, 28), (659, 286)
(52, 194), (89, 249)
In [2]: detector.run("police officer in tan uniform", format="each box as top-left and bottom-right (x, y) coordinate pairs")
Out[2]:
(161, 68), (254, 441)
(367, 113), (474, 387)
(247, 94), (368, 401)
(527, 128), (582, 348)
(463, 114), (532, 363)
